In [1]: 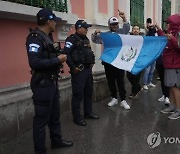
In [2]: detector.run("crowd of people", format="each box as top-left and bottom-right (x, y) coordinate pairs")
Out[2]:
(25, 8), (180, 154)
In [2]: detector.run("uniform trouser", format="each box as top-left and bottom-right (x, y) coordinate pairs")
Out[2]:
(31, 79), (62, 154)
(104, 62), (126, 101)
(156, 63), (169, 97)
(126, 72), (141, 94)
(71, 67), (93, 120)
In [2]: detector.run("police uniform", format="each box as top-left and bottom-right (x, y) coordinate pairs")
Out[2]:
(26, 8), (73, 154)
(64, 22), (99, 126)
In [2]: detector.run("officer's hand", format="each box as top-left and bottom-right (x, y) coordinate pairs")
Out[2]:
(72, 67), (80, 74)
(94, 30), (101, 35)
(58, 54), (67, 63)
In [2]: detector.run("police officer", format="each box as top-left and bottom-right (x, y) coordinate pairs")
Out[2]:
(64, 20), (100, 126)
(26, 8), (73, 154)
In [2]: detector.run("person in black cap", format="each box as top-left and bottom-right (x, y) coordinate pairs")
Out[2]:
(143, 17), (157, 90)
(146, 18), (156, 36)
(64, 20), (100, 126)
(26, 8), (73, 154)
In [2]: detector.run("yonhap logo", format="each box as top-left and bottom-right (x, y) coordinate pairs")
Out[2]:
(147, 132), (180, 148)
(147, 132), (161, 148)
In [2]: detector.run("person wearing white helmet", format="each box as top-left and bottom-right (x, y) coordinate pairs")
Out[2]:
(91, 10), (130, 110)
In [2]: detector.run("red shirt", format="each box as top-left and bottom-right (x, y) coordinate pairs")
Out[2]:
(157, 14), (180, 69)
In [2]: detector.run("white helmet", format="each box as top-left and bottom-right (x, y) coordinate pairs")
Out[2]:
(108, 16), (119, 25)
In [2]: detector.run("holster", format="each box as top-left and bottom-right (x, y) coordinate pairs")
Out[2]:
(30, 73), (43, 89)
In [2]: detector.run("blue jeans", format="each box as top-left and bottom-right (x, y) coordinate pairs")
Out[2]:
(143, 62), (156, 85)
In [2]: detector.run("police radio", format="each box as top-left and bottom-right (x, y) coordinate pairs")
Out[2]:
(52, 42), (64, 55)
(52, 42), (64, 73)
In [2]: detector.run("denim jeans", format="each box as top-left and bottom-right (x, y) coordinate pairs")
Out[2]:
(143, 62), (156, 85)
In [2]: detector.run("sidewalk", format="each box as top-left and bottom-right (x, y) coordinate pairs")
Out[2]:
(1, 81), (180, 154)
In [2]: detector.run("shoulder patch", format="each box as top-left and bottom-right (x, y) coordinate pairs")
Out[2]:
(29, 43), (40, 52)
(65, 41), (73, 48)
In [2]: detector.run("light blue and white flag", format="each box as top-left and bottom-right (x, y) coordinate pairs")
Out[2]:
(100, 33), (167, 75)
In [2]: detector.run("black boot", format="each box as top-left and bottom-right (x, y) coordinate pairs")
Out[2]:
(51, 140), (73, 149)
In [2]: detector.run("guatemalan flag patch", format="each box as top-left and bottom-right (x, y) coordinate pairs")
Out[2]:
(29, 43), (40, 52)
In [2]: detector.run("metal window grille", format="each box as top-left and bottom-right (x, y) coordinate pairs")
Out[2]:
(130, 0), (144, 28)
(162, 0), (171, 30)
(2, 0), (68, 13)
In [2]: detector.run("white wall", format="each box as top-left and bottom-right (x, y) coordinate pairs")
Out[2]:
(84, 0), (118, 72)
(155, 0), (162, 28)
(144, 0), (153, 23)
(118, 0), (130, 23)
(171, 0), (180, 14)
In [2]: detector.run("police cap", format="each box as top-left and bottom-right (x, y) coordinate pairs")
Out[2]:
(75, 20), (92, 29)
(37, 8), (62, 22)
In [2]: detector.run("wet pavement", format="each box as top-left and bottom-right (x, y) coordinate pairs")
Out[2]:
(1, 80), (180, 154)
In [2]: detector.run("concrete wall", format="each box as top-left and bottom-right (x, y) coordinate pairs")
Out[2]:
(0, 19), (32, 88)
(171, 0), (180, 14)
(0, 74), (109, 145)
(0, 1), (78, 88)
(70, 0), (85, 19)
(0, 85), (33, 144)
(0, 1), (110, 146)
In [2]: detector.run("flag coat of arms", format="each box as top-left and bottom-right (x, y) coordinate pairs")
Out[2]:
(100, 33), (167, 75)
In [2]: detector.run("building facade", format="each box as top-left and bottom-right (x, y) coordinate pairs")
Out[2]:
(0, 0), (179, 88)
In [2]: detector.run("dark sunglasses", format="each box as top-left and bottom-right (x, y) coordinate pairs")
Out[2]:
(110, 23), (118, 26)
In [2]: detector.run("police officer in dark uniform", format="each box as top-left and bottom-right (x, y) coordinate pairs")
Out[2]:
(26, 8), (73, 154)
(64, 20), (100, 126)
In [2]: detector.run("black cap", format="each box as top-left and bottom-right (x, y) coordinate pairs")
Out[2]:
(75, 20), (92, 29)
(146, 18), (152, 23)
(37, 8), (62, 22)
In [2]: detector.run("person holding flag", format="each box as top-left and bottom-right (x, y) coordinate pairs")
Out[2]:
(156, 14), (180, 120)
(126, 25), (143, 99)
(91, 10), (130, 109)
(143, 18), (157, 90)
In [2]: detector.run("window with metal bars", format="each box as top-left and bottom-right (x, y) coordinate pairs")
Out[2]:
(162, 0), (171, 30)
(130, 0), (144, 28)
(2, 0), (68, 13)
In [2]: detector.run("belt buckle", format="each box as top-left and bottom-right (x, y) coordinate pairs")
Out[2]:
(78, 64), (84, 71)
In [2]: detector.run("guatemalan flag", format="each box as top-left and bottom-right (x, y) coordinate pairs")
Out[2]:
(100, 33), (168, 75)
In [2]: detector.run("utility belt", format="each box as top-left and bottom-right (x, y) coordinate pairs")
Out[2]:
(32, 71), (59, 80)
(75, 63), (91, 71)
(41, 74), (59, 80)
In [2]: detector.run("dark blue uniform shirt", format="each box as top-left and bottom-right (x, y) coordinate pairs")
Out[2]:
(64, 33), (90, 70)
(26, 29), (61, 74)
